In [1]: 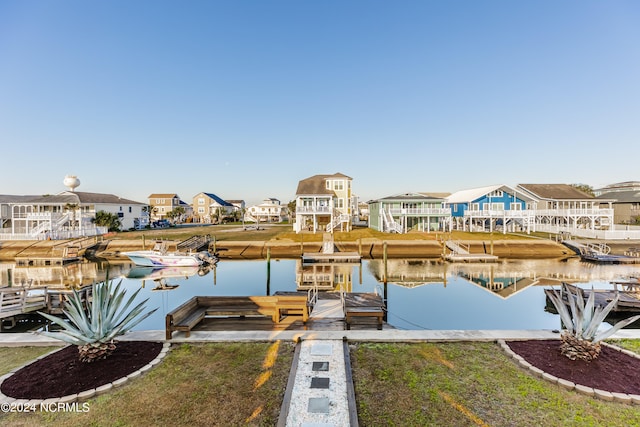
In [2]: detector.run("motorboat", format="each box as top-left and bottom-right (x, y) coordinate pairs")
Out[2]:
(123, 242), (218, 267)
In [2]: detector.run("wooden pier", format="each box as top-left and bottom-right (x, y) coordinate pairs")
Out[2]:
(562, 241), (640, 264)
(302, 252), (362, 263)
(0, 287), (48, 330)
(544, 282), (640, 315)
(443, 241), (498, 263)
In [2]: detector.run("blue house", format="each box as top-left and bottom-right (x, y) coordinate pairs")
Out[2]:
(445, 185), (536, 233)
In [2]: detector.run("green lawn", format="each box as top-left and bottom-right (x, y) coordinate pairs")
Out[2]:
(2, 340), (638, 426)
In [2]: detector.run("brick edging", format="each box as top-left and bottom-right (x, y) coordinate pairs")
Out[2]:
(0, 342), (171, 406)
(498, 339), (640, 405)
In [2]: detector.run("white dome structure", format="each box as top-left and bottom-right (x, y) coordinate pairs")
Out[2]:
(63, 175), (81, 192)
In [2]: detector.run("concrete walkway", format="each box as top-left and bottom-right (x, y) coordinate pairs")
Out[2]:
(5, 329), (640, 427)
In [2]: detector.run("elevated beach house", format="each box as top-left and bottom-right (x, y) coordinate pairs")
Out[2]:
(0, 191), (148, 240)
(246, 198), (286, 223)
(515, 184), (614, 233)
(294, 173), (353, 233)
(446, 184), (536, 233)
(368, 192), (451, 233)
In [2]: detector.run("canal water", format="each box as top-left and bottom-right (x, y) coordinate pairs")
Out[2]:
(2, 258), (640, 331)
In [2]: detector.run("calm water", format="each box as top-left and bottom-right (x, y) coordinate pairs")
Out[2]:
(2, 258), (640, 331)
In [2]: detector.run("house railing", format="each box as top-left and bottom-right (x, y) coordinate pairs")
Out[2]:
(387, 207), (451, 216)
(296, 206), (331, 214)
(326, 214), (350, 233)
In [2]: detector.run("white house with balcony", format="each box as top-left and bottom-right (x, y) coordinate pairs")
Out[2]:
(368, 192), (452, 233)
(0, 191), (148, 240)
(515, 184), (614, 233)
(294, 173), (353, 233)
(246, 198), (285, 223)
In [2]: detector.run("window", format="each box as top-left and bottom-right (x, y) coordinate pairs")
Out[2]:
(334, 181), (344, 191)
(510, 203), (521, 210)
(129, 207), (132, 213)
(198, 207), (205, 214)
(326, 180), (331, 189)
(198, 198), (205, 205)
(336, 198), (344, 208)
(470, 203), (480, 210)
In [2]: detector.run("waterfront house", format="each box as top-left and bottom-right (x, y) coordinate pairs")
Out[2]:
(446, 185), (536, 233)
(516, 184), (614, 232)
(294, 173), (353, 233)
(595, 190), (640, 225)
(192, 192), (235, 223)
(147, 193), (183, 221)
(368, 192), (451, 233)
(0, 191), (148, 240)
(246, 198), (285, 223)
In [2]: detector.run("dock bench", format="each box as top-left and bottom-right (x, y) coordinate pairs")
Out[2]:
(344, 307), (384, 330)
(166, 295), (309, 340)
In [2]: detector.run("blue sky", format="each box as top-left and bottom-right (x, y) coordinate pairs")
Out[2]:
(1, 1), (639, 205)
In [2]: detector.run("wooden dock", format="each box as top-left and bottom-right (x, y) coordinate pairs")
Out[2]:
(544, 283), (640, 315)
(443, 241), (498, 263)
(301, 252), (362, 263)
(0, 287), (48, 330)
(562, 241), (640, 264)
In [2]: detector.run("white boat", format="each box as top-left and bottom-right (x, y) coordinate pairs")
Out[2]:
(123, 242), (217, 267)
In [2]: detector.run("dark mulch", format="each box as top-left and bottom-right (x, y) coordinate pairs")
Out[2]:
(1, 341), (163, 399)
(507, 339), (640, 395)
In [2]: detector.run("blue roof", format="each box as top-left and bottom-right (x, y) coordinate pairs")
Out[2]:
(203, 193), (233, 207)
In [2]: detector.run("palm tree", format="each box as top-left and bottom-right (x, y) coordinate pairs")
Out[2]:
(93, 210), (122, 232)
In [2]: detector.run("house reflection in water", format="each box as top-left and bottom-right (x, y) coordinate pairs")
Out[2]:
(366, 259), (555, 299)
(454, 264), (536, 299)
(367, 259), (447, 288)
(0, 261), (124, 290)
(295, 260), (359, 292)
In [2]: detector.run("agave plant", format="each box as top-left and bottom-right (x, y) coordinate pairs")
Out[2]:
(547, 282), (640, 361)
(39, 277), (157, 363)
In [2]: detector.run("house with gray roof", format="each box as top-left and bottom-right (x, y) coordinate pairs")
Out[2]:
(368, 192), (451, 233)
(516, 184), (614, 232)
(294, 173), (353, 233)
(0, 191), (148, 240)
(596, 190), (640, 225)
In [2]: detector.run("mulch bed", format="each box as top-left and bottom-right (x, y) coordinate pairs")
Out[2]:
(1, 341), (163, 399)
(507, 339), (640, 395)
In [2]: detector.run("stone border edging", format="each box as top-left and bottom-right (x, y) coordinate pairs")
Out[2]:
(0, 342), (171, 407)
(498, 339), (640, 405)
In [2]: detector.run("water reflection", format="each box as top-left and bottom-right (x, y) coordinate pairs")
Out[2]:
(1, 258), (640, 331)
(295, 261), (359, 291)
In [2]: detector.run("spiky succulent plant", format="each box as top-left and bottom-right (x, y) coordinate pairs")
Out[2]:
(39, 277), (157, 362)
(547, 283), (640, 361)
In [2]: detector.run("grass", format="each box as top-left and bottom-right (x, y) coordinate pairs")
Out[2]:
(351, 341), (640, 427)
(3, 341), (640, 426)
(0, 346), (60, 376)
(1, 342), (294, 427)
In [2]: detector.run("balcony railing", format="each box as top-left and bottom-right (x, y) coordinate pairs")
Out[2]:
(388, 208), (451, 216)
(296, 206), (331, 214)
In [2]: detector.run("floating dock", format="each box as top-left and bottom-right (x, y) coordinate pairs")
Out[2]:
(562, 241), (640, 264)
(443, 241), (498, 262)
(544, 283), (640, 315)
(302, 252), (362, 263)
